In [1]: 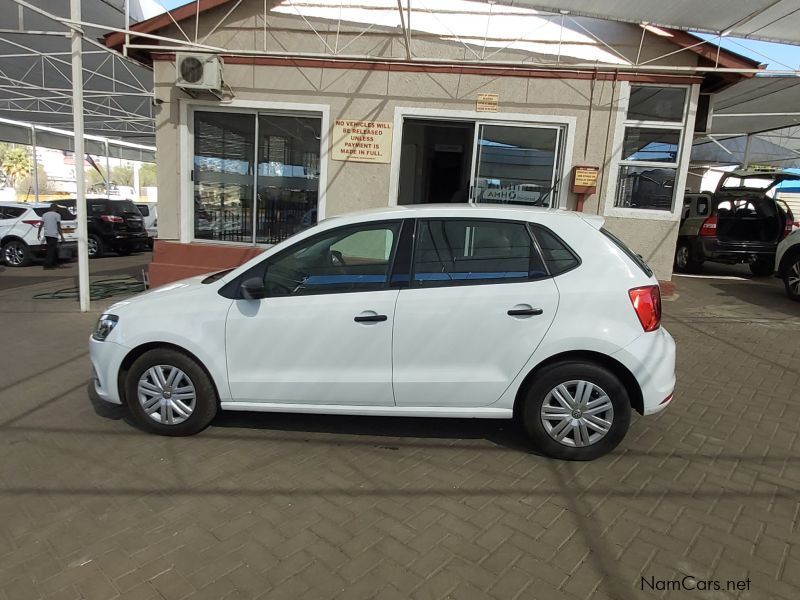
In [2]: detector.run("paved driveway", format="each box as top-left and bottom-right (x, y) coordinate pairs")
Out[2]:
(0, 265), (798, 600)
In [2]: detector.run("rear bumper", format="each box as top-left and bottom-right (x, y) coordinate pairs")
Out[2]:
(700, 238), (776, 263)
(612, 327), (676, 416)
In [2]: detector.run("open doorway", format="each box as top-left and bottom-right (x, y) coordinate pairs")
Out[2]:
(397, 119), (474, 205)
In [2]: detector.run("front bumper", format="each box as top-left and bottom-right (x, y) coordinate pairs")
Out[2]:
(612, 327), (676, 416)
(89, 336), (130, 405)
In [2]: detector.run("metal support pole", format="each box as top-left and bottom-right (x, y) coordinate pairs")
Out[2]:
(742, 133), (753, 168)
(105, 138), (110, 198)
(71, 0), (89, 312)
(31, 125), (39, 202)
(123, 0), (129, 57)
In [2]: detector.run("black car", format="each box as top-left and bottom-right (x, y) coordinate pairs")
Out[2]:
(54, 198), (148, 258)
(675, 170), (796, 276)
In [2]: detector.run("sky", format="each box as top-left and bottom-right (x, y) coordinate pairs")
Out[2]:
(150, 0), (800, 70)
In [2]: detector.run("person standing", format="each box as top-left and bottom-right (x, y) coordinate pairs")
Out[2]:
(38, 204), (65, 270)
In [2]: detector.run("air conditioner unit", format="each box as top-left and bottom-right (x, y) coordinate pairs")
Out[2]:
(176, 53), (223, 92)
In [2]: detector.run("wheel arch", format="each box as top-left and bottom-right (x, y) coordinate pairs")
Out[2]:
(117, 342), (221, 407)
(1, 234), (29, 247)
(513, 350), (644, 417)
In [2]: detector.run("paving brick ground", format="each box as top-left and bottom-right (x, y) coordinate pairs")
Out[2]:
(0, 260), (798, 600)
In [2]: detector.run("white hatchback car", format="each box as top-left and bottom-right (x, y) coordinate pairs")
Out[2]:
(90, 205), (675, 460)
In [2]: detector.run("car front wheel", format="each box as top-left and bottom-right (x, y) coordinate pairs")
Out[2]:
(2, 239), (32, 267)
(521, 361), (631, 461)
(125, 348), (218, 436)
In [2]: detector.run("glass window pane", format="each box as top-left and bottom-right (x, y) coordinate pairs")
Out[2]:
(531, 226), (580, 275)
(622, 128), (680, 163)
(193, 111), (255, 243)
(615, 166), (677, 211)
(263, 222), (401, 297)
(627, 86), (686, 122)
(474, 125), (560, 207)
(256, 114), (321, 244)
(413, 219), (546, 286)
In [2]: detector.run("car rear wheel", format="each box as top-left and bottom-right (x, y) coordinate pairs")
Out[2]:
(88, 234), (103, 259)
(521, 361), (631, 461)
(674, 240), (702, 273)
(125, 348), (218, 436)
(784, 255), (800, 301)
(2, 239), (32, 267)
(749, 259), (773, 277)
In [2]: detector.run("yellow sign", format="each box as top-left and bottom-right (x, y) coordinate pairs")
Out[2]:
(573, 166), (599, 188)
(476, 93), (499, 112)
(331, 119), (393, 163)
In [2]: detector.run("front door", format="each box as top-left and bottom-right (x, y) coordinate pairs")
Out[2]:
(225, 220), (403, 406)
(392, 218), (559, 407)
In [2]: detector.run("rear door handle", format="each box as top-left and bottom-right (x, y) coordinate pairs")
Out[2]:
(354, 314), (388, 322)
(507, 308), (543, 316)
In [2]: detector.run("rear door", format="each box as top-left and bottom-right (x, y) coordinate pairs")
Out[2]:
(392, 218), (560, 408)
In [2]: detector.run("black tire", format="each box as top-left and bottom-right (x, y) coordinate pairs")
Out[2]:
(674, 239), (702, 273)
(125, 348), (218, 436)
(88, 234), (104, 259)
(520, 361), (631, 461)
(782, 252), (800, 301)
(2, 239), (32, 267)
(749, 259), (773, 277)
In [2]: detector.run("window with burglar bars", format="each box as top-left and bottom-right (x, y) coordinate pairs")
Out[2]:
(614, 86), (688, 212)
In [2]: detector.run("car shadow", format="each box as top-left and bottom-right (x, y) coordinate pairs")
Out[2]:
(88, 383), (544, 456)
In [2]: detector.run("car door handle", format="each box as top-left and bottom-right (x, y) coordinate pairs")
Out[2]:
(507, 307), (544, 316)
(354, 314), (388, 323)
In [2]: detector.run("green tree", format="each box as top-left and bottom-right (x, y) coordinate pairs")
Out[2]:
(16, 165), (54, 196)
(139, 163), (157, 187)
(1, 146), (33, 188)
(111, 165), (134, 187)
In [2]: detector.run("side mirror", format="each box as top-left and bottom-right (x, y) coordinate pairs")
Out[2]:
(241, 277), (266, 300)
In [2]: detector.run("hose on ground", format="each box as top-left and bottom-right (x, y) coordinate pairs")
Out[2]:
(33, 277), (145, 301)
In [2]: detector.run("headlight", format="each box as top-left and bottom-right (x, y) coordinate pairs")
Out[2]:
(93, 314), (119, 341)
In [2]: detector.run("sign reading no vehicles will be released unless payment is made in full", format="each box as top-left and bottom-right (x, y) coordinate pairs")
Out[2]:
(332, 120), (393, 163)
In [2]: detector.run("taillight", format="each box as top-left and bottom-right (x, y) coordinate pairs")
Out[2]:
(101, 215), (124, 223)
(22, 219), (42, 227)
(699, 215), (717, 237)
(784, 216), (795, 238)
(629, 285), (661, 332)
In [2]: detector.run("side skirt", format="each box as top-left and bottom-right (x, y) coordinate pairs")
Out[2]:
(220, 402), (514, 419)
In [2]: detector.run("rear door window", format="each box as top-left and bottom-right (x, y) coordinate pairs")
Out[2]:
(412, 219), (547, 286)
(0, 206), (26, 219)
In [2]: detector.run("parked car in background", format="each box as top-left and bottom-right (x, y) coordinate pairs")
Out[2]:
(135, 202), (158, 248)
(55, 197), (148, 258)
(776, 228), (800, 301)
(90, 205), (676, 461)
(0, 202), (78, 267)
(675, 169), (797, 276)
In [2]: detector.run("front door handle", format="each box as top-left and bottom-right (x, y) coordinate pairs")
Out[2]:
(354, 314), (388, 323)
(507, 307), (544, 316)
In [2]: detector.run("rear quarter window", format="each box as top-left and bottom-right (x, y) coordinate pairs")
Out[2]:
(600, 228), (653, 277)
(530, 225), (581, 276)
(0, 206), (26, 219)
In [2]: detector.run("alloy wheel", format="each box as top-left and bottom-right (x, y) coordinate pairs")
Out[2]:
(789, 261), (800, 297)
(3, 242), (24, 266)
(87, 237), (99, 257)
(137, 365), (197, 425)
(540, 380), (614, 448)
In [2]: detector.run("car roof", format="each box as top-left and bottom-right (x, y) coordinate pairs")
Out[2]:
(322, 203), (591, 225)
